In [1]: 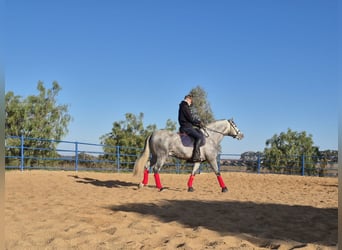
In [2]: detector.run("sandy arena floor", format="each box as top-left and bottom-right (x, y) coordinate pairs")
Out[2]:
(5, 170), (338, 249)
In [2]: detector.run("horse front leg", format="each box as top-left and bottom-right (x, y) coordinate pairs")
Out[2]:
(216, 173), (228, 192)
(208, 159), (228, 193)
(187, 162), (201, 192)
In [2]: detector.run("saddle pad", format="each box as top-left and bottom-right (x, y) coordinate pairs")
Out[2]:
(179, 133), (206, 147)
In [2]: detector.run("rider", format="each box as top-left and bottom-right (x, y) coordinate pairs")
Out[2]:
(178, 94), (203, 162)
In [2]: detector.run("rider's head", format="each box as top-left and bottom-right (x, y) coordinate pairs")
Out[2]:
(184, 94), (193, 105)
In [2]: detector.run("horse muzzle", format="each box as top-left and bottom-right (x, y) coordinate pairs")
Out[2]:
(234, 132), (244, 140)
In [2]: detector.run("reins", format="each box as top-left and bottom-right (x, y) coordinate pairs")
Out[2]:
(202, 126), (225, 137)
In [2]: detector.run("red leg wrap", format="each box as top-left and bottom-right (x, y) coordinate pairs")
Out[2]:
(142, 169), (149, 185)
(217, 175), (226, 188)
(154, 173), (162, 189)
(187, 174), (195, 188)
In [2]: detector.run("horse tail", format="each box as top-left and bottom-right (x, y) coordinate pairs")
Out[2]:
(133, 134), (151, 177)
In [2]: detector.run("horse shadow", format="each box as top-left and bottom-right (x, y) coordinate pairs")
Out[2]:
(107, 199), (337, 247)
(69, 175), (138, 188)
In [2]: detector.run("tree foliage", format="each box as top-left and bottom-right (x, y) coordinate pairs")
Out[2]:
(189, 85), (215, 124)
(165, 118), (177, 131)
(5, 81), (72, 166)
(263, 128), (319, 174)
(6, 81), (71, 139)
(101, 112), (149, 149)
(100, 112), (176, 168)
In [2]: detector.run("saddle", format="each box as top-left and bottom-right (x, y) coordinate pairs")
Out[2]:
(178, 129), (206, 147)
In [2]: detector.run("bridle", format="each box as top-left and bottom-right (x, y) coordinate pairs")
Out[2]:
(227, 119), (242, 138)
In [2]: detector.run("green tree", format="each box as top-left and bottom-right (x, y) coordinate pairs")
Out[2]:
(6, 81), (71, 138)
(187, 85), (219, 154)
(101, 112), (148, 149)
(101, 113), (177, 149)
(189, 85), (215, 124)
(263, 128), (319, 175)
(165, 118), (177, 131)
(5, 81), (72, 166)
(100, 112), (176, 169)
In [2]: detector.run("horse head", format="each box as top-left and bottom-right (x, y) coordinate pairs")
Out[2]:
(227, 119), (244, 140)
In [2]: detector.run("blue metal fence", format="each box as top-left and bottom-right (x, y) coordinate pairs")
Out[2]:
(5, 135), (338, 177)
(5, 135), (131, 172)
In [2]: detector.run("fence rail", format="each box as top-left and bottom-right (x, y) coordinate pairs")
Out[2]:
(5, 135), (338, 177)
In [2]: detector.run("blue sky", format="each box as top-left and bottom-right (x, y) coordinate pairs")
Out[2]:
(5, 0), (338, 154)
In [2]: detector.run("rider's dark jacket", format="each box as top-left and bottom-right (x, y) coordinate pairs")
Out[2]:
(178, 101), (200, 130)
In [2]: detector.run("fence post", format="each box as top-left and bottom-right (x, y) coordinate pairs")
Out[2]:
(176, 158), (180, 174)
(116, 146), (120, 172)
(20, 134), (24, 171)
(75, 142), (79, 172)
(301, 154), (305, 176)
(257, 153), (261, 174)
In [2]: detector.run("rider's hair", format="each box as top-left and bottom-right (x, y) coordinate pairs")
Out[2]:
(184, 94), (193, 100)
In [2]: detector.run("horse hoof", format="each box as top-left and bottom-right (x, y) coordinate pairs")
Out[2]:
(138, 183), (145, 189)
(222, 187), (228, 193)
(188, 187), (194, 192)
(159, 187), (164, 192)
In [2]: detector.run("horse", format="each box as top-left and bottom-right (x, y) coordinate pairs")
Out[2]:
(133, 119), (244, 192)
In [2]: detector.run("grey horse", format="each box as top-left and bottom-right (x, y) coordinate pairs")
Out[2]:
(133, 119), (244, 192)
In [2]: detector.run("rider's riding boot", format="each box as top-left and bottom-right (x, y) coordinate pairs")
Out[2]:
(192, 138), (202, 162)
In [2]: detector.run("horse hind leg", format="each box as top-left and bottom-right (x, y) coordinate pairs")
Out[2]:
(139, 168), (149, 188)
(139, 157), (156, 189)
(140, 167), (164, 191)
(152, 158), (166, 191)
(154, 172), (163, 191)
